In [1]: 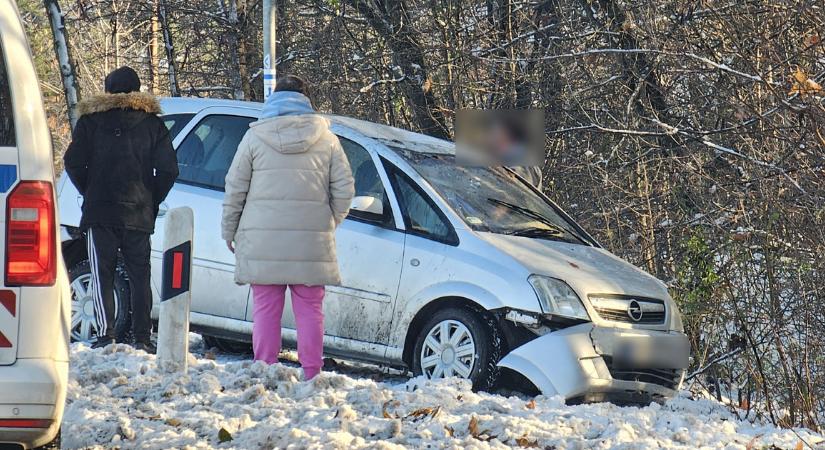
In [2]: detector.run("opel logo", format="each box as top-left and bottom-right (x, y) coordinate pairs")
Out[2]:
(627, 300), (643, 322)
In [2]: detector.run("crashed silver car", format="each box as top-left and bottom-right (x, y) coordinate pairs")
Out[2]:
(57, 98), (689, 403)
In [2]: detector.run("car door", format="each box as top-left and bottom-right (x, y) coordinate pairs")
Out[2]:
(381, 158), (462, 325)
(245, 130), (406, 351)
(152, 108), (257, 320)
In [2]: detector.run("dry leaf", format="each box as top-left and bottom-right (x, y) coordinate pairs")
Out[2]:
(165, 418), (182, 427)
(406, 406), (441, 420)
(468, 415), (480, 437)
(526, 399), (536, 410)
(789, 68), (823, 96)
(795, 441), (804, 450)
(468, 415), (496, 441)
(218, 427), (233, 443)
(745, 434), (763, 450)
(516, 436), (539, 448)
(382, 400), (400, 419)
(445, 426), (454, 437)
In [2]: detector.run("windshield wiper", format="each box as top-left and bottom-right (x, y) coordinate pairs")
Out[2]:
(505, 227), (563, 238)
(487, 198), (588, 244)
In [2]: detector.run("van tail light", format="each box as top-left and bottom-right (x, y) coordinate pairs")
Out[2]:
(0, 418), (52, 428)
(5, 181), (56, 286)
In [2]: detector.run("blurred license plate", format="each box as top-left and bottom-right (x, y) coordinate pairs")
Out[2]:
(613, 335), (689, 370)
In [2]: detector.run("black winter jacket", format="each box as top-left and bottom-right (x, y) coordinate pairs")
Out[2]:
(64, 92), (179, 233)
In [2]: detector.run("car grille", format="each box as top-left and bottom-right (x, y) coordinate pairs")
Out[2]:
(603, 357), (682, 390)
(590, 295), (666, 325)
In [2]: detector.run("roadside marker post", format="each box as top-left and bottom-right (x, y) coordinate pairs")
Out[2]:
(157, 207), (194, 373)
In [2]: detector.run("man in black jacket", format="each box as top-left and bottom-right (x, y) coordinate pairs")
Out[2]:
(64, 67), (179, 353)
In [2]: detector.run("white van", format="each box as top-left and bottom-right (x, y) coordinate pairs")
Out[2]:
(0, 1), (70, 448)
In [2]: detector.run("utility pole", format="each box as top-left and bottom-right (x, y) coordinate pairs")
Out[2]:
(262, 0), (277, 100)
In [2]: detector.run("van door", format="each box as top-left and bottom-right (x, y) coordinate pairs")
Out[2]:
(152, 109), (257, 320)
(0, 34), (18, 365)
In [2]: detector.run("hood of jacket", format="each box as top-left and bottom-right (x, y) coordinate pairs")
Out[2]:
(77, 92), (162, 130)
(260, 91), (314, 119)
(249, 114), (330, 155)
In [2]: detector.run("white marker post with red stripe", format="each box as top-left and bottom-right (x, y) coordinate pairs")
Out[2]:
(157, 207), (193, 372)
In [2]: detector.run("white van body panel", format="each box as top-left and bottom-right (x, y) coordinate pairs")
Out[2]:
(0, 1), (70, 447)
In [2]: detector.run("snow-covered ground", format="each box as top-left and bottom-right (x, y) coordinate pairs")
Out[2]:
(63, 342), (824, 449)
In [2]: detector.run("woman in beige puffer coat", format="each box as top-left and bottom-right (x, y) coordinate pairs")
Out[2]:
(222, 76), (354, 379)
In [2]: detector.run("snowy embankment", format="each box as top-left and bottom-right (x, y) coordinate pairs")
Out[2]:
(64, 344), (824, 449)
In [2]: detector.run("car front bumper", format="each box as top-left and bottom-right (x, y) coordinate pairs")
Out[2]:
(0, 359), (66, 448)
(498, 323), (689, 404)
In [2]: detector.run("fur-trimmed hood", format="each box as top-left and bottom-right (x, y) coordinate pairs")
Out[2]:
(78, 92), (161, 117)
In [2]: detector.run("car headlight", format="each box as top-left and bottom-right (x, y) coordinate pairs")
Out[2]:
(528, 275), (589, 320)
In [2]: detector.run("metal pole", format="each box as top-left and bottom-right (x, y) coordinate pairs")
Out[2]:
(263, 0), (277, 100)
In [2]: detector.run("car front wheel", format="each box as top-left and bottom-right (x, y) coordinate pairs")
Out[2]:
(412, 306), (503, 391)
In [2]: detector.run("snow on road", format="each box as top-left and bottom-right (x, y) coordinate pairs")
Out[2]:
(63, 344), (824, 450)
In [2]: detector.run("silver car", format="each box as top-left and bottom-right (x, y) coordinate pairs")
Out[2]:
(57, 98), (689, 403)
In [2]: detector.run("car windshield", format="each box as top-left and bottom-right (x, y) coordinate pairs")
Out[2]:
(392, 148), (589, 245)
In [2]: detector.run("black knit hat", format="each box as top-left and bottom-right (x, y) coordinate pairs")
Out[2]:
(105, 66), (141, 94)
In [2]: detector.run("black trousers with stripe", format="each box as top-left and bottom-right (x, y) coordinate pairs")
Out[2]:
(87, 226), (153, 343)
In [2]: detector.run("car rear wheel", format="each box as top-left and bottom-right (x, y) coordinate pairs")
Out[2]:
(412, 307), (503, 391)
(69, 260), (131, 343)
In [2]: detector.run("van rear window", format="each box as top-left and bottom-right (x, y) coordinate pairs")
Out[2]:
(0, 40), (14, 146)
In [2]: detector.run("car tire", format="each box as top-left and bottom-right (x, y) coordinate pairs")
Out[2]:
(68, 260), (132, 343)
(202, 334), (252, 354)
(412, 306), (503, 391)
(35, 428), (60, 449)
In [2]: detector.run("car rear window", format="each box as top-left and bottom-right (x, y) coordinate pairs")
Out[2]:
(0, 40), (15, 146)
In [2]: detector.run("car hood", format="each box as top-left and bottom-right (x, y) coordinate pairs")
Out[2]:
(478, 233), (669, 300)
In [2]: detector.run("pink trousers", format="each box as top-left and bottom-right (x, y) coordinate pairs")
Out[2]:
(251, 284), (325, 380)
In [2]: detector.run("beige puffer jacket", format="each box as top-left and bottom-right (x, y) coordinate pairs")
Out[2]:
(221, 115), (355, 286)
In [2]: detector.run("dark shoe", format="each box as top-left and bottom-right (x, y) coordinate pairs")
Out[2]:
(114, 331), (133, 344)
(134, 341), (157, 354)
(91, 336), (114, 349)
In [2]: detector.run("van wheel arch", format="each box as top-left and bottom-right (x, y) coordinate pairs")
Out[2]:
(62, 235), (88, 269)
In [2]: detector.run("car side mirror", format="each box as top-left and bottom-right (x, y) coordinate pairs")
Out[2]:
(350, 195), (384, 216)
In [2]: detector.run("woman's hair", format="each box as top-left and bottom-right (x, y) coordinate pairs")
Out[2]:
(274, 75), (310, 97)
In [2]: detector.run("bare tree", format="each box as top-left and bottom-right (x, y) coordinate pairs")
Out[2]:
(43, 0), (80, 127)
(158, 0), (179, 96)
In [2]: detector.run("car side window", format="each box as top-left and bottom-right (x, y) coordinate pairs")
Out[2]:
(0, 41), (15, 147)
(339, 136), (393, 226)
(383, 158), (458, 245)
(176, 114), (255, 191)
(162, 113), (195, 140)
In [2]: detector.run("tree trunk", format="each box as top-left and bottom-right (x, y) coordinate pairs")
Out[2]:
(44, 0), (81, 128)
(158, 0), (180, 96)
(347, 0), (449, 139)
(149, 0), (160, 94)
(226, 0), (245, 100)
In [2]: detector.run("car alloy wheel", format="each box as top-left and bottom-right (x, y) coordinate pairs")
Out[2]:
(70, 272), (120, 343)
(68, 260), (130, 343)
(420, 319), (477, 380)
